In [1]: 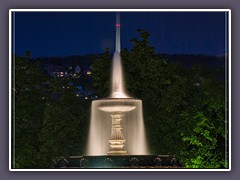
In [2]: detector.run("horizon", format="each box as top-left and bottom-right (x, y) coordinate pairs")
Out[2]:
(17, 52), (227, 59)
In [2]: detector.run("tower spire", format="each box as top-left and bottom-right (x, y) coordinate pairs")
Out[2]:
(115, 12), (121, 53)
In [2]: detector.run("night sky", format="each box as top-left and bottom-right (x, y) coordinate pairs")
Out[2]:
(13, 11), (227, 58)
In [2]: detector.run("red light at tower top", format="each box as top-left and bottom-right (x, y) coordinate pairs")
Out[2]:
(115, 12), (121, 53)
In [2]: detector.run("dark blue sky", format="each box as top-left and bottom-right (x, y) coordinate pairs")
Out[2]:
(13, 11), (227, 58)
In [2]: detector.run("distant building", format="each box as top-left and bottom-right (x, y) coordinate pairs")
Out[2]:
(40, 60), (94, 99)
(47, 64), (68, 78)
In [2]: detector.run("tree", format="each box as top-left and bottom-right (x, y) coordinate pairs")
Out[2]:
(91, 48), (111, 98)
(38, 75), (91, 168)
(14, 54), (50, 168)
(120, 29), (188, 155)
(177, 66), (226, 168)
(14, 54), (91, 168)
(91, 29), (227, 168)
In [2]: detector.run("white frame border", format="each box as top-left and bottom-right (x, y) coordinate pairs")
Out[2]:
(9, 9), (231, 172)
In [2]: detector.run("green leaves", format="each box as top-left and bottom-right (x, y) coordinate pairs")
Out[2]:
(91, 30), (227, 169)
(14, 55), (50, 168)
(38, 79), (91, 167)
(91, 51), (111, 97)
(179, 109), (226, 168)
(91, 29), (227, 168)
(14, 54), (91, 168)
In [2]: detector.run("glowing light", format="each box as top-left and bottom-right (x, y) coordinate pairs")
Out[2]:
(87, 71), (91, 75)
(116, 24), (121, 27)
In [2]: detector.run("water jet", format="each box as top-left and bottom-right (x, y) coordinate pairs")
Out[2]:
(86, 12), (148, 156)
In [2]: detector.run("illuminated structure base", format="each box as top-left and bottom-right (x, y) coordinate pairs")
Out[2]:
(98, 100), (136, 155)
(108, 113), (127, 155)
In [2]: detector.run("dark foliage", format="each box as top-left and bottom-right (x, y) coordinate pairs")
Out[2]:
(13, 29), (227, 168)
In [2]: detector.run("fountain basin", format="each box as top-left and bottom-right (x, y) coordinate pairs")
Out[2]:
(53, 155), (183, 168)
(87, 98), (148, 155)
(99, 104), (135, 112)
(98, 98), (138, 112)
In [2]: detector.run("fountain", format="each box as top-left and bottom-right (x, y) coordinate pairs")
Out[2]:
(53, 12), (182, 169)
(86, 12), (148, 156)
(87, 98), (148, 156)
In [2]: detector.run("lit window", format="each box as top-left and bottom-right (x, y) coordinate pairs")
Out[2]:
(87, 71), (91, 75)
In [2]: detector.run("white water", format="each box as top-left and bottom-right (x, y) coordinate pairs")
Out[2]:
(86, 99), (148, 155)
(111, 52), (129, 98)
(86, 13), (148, 155)
(111, 12), (128, 99)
